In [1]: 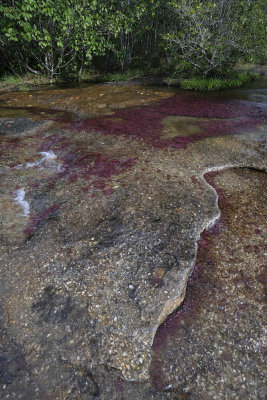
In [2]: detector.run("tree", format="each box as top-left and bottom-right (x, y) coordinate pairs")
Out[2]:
(0, 0), (123, 77)
(0, 0), (265, 79)
(104, 0), (169, 71)
(164, 0), (267, 76)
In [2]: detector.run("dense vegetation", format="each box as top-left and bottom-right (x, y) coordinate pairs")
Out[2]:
(0, 0), (266, 89)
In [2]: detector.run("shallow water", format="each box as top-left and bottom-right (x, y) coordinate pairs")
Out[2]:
(1, 81), (266, 148)
(0, 79), (266, 399)
(0, 80), (266, 251)
(151, 168), (266, 399)
(0, 80), (266, 287)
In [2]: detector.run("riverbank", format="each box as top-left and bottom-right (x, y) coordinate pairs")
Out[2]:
(1, 64), (266, 94)
(0, 69), (163, 94)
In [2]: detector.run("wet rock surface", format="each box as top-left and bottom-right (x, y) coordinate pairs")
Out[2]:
(0, 85), (173, 118)
(0, 82), (266, 399)
(0, 117), (52, 136)
(151, 168), (266, 400)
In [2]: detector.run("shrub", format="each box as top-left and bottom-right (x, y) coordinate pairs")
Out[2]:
(181, 72), (259, 91)
(164, 0), (266, 77)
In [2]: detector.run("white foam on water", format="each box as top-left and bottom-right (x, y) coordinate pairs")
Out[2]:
(14, 188), (30, 216)
(26, 150), (57, 168)
(202, 163), (236, 229)
(12, 150), (64, 172)
(56, 163), (65, 173)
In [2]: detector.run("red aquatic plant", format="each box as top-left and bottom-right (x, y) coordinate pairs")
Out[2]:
(64, 93), (265, 149)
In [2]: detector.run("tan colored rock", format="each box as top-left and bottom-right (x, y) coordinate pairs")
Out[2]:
(0, 83), (266, 399)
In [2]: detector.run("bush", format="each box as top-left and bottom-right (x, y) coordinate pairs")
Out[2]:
(164, 0), (266, 77)
(181, 72), (259, 91)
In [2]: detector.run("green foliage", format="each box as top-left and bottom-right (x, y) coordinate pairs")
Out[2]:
(0, 0), (265, 80)
(164, 0), (267, 77)
(0, 0), (127, 77)
(103, 67), (161, 82)
(0, 75), (20, 85)
(181, 72), (259, 91)
(103, 68), (144, 82)
(0, 72), (52, 92)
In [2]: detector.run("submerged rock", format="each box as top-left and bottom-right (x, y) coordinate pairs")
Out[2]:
(0, 117), (52, 136)
(0, 85), (174, 118)
(151, 168), (266, 400)
(0, 83), (266, 399)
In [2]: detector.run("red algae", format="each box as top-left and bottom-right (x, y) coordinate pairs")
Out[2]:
(39, 135), (65, 152)
(24, 204), (59, 236)
(150, 168), (266, 392)
(59, 150), (137, 186)
(190, 175), (205, 191)
(152, 229), (220, 352)
(0, 137), (24, 155)
(204, 170), (226, 203)
(34, 132), (137, 196)
(115, 377), (124, 393)
(150, 170), (228, 388)
(255, 228), (262, 235)
(153, 170), (227, 353)
(64, 93), (265, 149)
